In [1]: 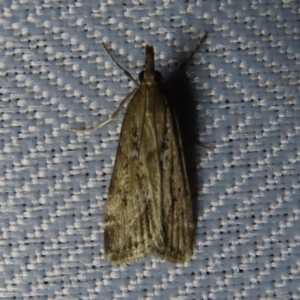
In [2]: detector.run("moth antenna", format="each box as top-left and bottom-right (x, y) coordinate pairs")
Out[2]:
(101, 42), (139, 87)
(173, 32), (208, 74)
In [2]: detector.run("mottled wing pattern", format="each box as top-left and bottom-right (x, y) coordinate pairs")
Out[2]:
(104, 87), (164, 264)
(152, 89), (194, 263)
(104, 85), (194, 264)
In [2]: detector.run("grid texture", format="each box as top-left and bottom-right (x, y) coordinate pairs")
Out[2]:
(0, 1), (299, 299)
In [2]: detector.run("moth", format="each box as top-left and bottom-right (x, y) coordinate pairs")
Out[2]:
(73, 33), (207, 264)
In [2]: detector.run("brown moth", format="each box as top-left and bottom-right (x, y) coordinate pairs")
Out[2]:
(72, 34), (207, 264)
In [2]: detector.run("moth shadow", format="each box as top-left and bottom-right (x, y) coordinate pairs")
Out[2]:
(163, 63), (204, 223)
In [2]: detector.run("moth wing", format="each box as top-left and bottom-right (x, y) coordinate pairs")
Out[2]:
(152, 92), (195, 263)
(104, 86), (194, 265)
(104, 88), (164, 264)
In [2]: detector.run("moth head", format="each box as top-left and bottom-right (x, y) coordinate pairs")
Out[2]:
(139, 70), (162, 83)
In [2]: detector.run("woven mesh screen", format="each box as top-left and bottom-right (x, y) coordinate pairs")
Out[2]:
(0, 1), (299, 299)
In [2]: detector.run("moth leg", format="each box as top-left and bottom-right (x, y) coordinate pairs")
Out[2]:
(70, 89), (137, 132)
(101, 42), (139, 87)
(173, 32), (208, 74)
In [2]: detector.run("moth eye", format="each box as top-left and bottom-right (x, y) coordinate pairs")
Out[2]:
(155, 71), (162, 82)
(139, 71), (145, 82)
(139, 70), (162, 82)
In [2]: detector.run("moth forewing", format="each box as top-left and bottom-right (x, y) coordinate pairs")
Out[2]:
(104, 44), (195, 264)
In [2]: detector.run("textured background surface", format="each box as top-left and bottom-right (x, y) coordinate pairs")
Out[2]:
(0, 0), (299, 299)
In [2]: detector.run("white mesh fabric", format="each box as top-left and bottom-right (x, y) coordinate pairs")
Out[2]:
(0, 1), (299, 299)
